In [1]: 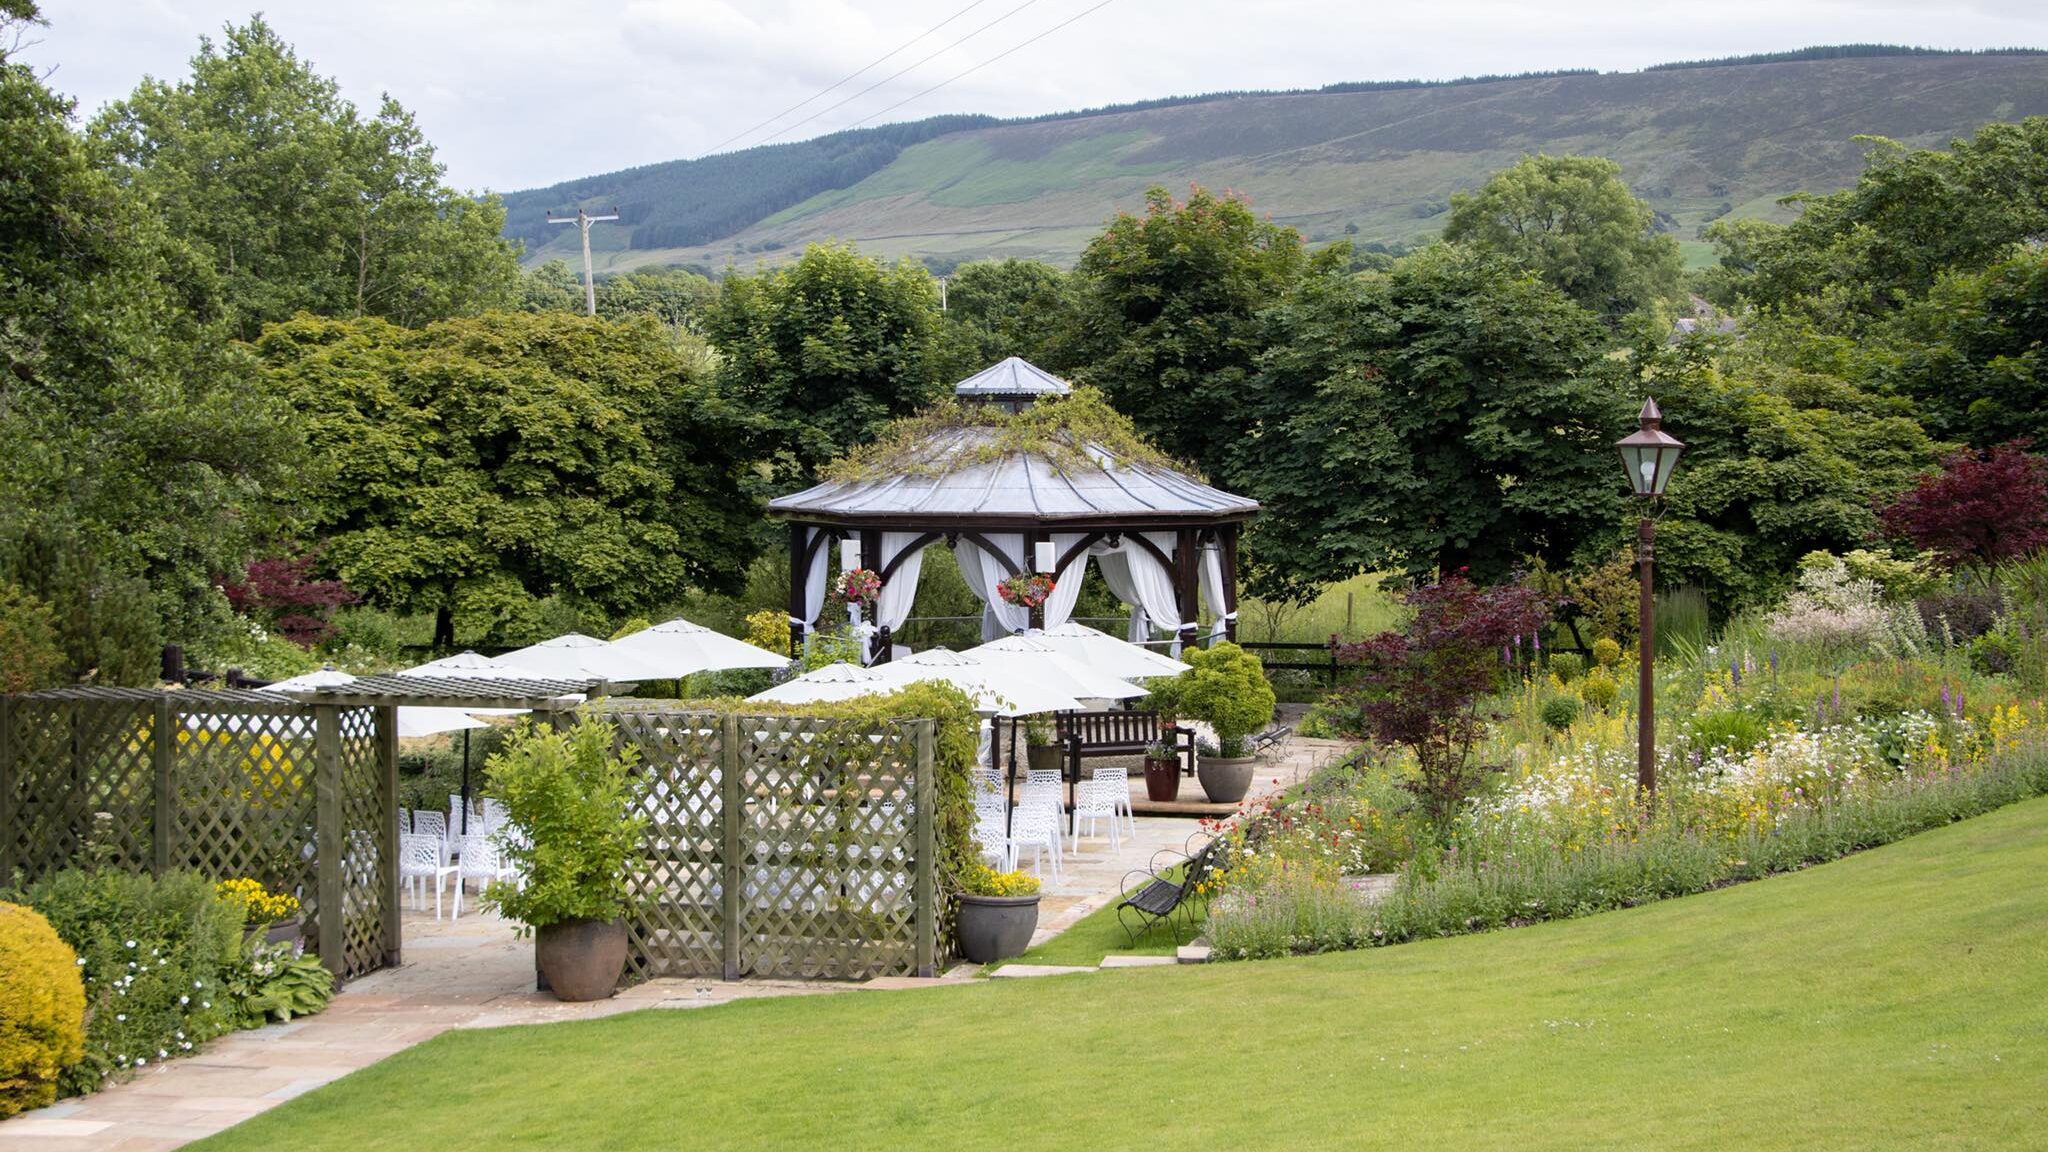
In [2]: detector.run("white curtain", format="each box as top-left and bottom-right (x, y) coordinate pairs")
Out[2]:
(1130, 532), (1189, 653)
(1040, 532), (1091, 630)
(790, 527), (830, 634)
(1093, 546), (1148, 642)
(862, 532), (928, 663)
(1201, 543), (1232, 642)
(955, 534), (1028, 640)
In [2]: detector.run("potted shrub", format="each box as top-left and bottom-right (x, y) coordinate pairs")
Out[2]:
(1023, 715), (1064, 776)
(954, 862), (1041, 963)
(1141, 739), (1182, 802)
(1151, 643), (1276, 804)
(481, 718), (647, 1002)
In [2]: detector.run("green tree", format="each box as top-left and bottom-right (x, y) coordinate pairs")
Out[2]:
(91, 17), (518, 339)
(1645, 344), (1939, 610)
(1236, 245), (1634, 602)
(0, 43), (292, 677)
(256, 311), (759, 650)
(1873, 252), (2048, 447)
(704, 243), (945, 486)
(940, 258), (1069, 372)
(1442, 154), (1683, 323)
(1060, 186), (1317, 474)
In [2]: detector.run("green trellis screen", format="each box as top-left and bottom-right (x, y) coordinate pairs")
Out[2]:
(0, 688), (397, 982)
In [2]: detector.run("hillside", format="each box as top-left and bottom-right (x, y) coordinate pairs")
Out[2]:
(505, 49), (2048, 273)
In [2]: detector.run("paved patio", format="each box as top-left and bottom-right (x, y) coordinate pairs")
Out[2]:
(0, 736), (1348, 1151)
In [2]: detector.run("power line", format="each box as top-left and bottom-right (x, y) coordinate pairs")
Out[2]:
(748, 0), (1046, 149)
(844, 0), (1122, 131)
(701, 0), (996, 157)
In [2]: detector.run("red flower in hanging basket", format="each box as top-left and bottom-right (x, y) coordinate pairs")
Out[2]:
(997, 573), (1056, 609)
(841, 568), (881, 611)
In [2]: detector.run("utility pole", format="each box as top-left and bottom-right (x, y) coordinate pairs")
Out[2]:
(546, 206), (619, 316)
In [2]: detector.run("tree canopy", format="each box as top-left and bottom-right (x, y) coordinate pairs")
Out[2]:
(91, 17), (519, 340)
(1442, 154), (1683, 322)
(256, 311), (758, 649)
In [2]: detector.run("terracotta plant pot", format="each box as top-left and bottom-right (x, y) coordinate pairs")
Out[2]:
(1197, 755), (1258, 804)
(1143, 757), (1182, 802)
(535, 917), (628, 1002)
(957, 893), (1040, 963)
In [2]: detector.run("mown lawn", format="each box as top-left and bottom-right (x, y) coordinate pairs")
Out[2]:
(987, 866), (1195, 971)
(196, 798), (2048, 1151)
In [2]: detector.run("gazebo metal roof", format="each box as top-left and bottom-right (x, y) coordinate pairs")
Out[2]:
(766, 426), (1257, 529)
(950, 356), (1073, 399)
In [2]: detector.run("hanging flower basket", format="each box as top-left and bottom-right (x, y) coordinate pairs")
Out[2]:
(841, 568), (881, 612)
(996, 573), (1056, 609)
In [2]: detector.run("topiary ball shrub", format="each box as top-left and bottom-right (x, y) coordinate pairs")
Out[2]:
(1591, 638), (1623, 668)
(1582, 671), (1620, 711)
(1540, 694), (1584, 732)
(1547, 652), (1585, 682)
(0, 902), (86, 1118)
(1146, 642), (1277, 758)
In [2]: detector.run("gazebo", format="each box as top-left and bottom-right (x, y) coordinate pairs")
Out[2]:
(767, 358), (1259, 663)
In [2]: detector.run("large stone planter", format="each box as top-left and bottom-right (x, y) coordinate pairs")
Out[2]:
(535, 917), (628, 1002)
(1142, 756), (1182, 802)
(246, 917), (303, 948)
(1197, 755), (1258, 804)
(957, 893), (1040, 963)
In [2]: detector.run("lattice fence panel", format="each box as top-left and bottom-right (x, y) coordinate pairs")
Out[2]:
(336, 707), (387, 979)
(610, 710), (723, 980)
(735, 716), (921, 980)
(2, 699), (155, 881)
(171, 708), (318, 894)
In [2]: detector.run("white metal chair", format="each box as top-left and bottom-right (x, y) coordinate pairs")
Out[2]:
(1070, 779), (1123, 853)
(411, 810), (448, 857)
(399, 833), (458, 918)
(1090, 766), (1137, 838)
(1007, 806), (1062, 880)
(1020, 779), (1062, 815)
(451, 835), (516, 919)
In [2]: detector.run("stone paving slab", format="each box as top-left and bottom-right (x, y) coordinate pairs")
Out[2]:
(985, 964), (1095, 979)
(1097, 954), (1178, 968)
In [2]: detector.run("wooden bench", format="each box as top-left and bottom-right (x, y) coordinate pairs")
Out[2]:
(1116, 835), (1228, 944)
(1057, 709), (1194, 783)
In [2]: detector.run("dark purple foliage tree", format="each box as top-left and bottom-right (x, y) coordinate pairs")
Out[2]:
(1333, 573), (1551, 826)
(1879, 441), (2048, 569)
(221, 554), (356, 647)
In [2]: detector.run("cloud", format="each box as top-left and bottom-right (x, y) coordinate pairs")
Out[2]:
(23, 0), (2048, 191)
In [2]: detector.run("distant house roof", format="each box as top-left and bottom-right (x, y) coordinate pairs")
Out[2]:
(952, 356), (1074, 399)
(768, 425), (1256, 529)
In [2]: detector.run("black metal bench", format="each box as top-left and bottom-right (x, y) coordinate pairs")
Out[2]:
(1116, 835), (1228, 945)
(1247, 724), (1293, 757)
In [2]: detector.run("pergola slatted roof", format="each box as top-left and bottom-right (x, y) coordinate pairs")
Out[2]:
(281, 674), (596, 710)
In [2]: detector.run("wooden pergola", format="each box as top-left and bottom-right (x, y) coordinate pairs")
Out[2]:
(767, 358), (1258, 661)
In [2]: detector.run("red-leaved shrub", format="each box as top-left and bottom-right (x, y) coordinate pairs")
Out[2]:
(1879, 441), (2048, 569)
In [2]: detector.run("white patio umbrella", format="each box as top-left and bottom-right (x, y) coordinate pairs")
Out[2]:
(871, 648), (1084, 717)
(612, 617), (788, 678)
(1038, 622), (1191, 681)
(259, 669), (498, 739)
(747, 661), (893, 705)
(494, 632), (672, 684)
(401, 650), (531, 680)
(962, 633), (1147, 700)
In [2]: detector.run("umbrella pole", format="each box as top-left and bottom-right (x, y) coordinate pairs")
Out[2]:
(460, 728), (472, 836)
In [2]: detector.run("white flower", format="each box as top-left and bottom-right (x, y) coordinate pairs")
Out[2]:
(180, 996), (189, 1006)
(115, 1014), (126, 1022)
(125, 940), (137, 949)
(75, 957), (86, 966)
(135, 1058), (145, 1067)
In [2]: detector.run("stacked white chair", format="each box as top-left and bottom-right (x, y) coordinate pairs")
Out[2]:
(412, 810), (448, 858)
(451, 834), (517, 919)
(1070, 779), (1123, 853)
(1090, 766), (1138, 838)
(399, 832), (458, 918)
(1008, 805), (1062, 880)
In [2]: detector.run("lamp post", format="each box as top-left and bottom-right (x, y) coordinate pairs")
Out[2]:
(1615, 398), (1685, 796)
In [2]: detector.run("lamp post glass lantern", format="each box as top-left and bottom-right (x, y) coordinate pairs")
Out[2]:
(1616, 398), (1683, 796)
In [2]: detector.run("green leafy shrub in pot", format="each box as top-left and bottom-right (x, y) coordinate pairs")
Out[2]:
(1146, 643), (1276, 757)
(480, 718), (649, 933)
(0, 902), (86, 1117)
(1540, 694), (1583, 732)
(24, 869), (241, 1093)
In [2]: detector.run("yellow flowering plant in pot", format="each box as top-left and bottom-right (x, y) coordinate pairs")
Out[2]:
(955, 861), (1041, 963)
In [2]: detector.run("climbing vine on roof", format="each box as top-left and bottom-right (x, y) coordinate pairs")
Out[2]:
(820, 387), (1198, 484)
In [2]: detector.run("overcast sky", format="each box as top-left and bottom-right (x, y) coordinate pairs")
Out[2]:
(22, 1), (2048, 192)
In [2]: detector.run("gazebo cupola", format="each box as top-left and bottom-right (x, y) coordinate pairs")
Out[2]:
(768, 360), (1258, 663)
